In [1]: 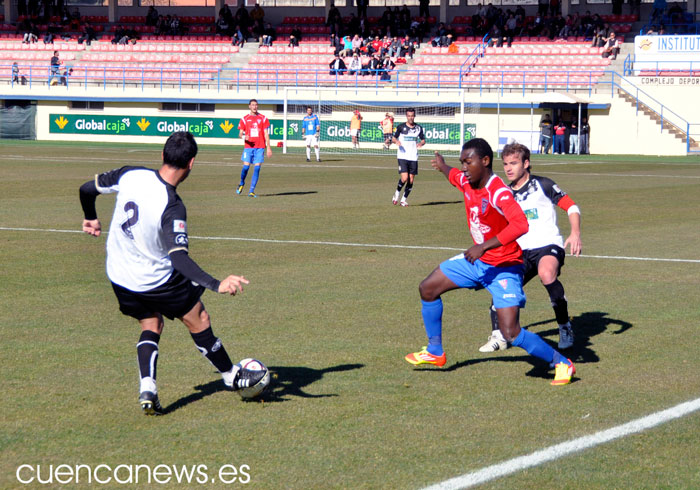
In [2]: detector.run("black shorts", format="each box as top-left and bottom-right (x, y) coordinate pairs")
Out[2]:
(398, 159), (418, 175)
(111, 271), (206, 321)
(522, 245), (565, 285)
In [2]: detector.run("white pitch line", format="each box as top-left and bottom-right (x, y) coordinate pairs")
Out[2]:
(1, 227), (699, 264)
(422, 397), (700, 490)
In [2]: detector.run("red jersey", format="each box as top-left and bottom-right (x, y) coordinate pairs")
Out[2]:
(238, 112), (270, 149)
(448, 168), (528, 266)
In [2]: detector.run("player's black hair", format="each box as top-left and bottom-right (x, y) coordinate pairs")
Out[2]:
(462, 138), (493, 167)
(249, 98), (258, 105)
(163, 131), (198, 169)
(306, 106), (313, 111)
(502, 142), (531, 171)
(406, 107), (416, 115)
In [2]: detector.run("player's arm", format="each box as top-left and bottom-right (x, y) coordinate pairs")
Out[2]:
(301, 118), (305, 136)
(544, 178), (582, 256)
(392, 125), (402, 147)
(557, 195), (582, 256)
(417, 129), (426, 148)
(264, 126), (272, 157)
(79, 167), (130, 236)
(430, 151), (454, 178)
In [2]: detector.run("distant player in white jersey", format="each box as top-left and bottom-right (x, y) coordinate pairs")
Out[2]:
(480, 142), (582, 353)
(301, 106), (321, 162)
(391, 107), (426, 207)
(79, 131), (266, 415)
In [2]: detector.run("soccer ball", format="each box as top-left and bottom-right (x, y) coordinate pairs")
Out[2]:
(236, 358), (270, 400)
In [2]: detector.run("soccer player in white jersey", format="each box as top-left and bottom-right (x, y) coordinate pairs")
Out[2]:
(301, 106), (321, 162)
(479, 142), (581, 353)
(391, 107), (426, 207)
(79, 131), (266, 415)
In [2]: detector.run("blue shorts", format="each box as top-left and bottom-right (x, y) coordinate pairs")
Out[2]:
(242, 148), (265, 164)
(439, 254), (526, 309)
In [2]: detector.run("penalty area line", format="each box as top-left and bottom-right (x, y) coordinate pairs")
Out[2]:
(1, 227), (699, 263)
(422, 397), (700, 490)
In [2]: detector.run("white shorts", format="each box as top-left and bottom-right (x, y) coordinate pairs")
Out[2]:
(350, 129), (359, 137)
(305, 134), (319, 146)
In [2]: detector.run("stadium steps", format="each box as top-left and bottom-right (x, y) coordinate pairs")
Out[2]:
(617, 90), (700, 149)
(223, 41), (258, 69)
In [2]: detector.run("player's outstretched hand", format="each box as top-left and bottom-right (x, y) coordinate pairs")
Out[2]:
(564, 233), (582, 257)
(431, 151), (445, 170)
(218, 275), (250, 295)
(82, 219), (102, 237)
(266, 147), (273, 158)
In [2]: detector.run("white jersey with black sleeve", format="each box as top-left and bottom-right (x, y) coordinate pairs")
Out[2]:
(511, 175), (572, 251)
(394, 123), (425, 162)
(95, 166), (189, 292)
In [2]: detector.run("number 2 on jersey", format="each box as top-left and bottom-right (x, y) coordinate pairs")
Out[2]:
(121, 201), (139, 239)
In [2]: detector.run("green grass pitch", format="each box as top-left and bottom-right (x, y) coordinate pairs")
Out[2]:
(1, 141), (699, 488)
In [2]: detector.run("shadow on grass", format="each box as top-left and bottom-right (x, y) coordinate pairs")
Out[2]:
(162, 363), (364, 412)
(411, 311), (633, 384)
(259, 363), (365, 403)
(417, 200), (463, 206)
(259, 191), (318, 197)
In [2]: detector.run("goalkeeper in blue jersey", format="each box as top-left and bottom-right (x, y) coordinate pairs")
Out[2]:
(301, 106), (321, 162)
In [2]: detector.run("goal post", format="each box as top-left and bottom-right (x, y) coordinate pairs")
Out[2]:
(282, 87), (478, 158)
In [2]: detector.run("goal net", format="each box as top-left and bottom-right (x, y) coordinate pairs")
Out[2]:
(281, 87), (478, 158)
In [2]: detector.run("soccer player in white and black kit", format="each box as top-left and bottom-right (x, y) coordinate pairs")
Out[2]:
(391, 107), (426, 207)
(479, 142), (581, 353)
(79, 131), (266, 415)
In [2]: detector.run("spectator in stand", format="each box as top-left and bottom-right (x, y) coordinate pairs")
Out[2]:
(601, 31), (620, 60)
(12, 62), (20, 83)
(591, 23), (610, 48)
(218, 4), (232, 25)
(505, 13), (518, 40)
(400, 35), (415, 59)
(232, 25), (245, 47)
(330, 33), (342, 56)
(250, 3), (265, 24)
(368, 52), (382, 76)
(288, 33), (300, 47)
(381, 55), (395, 80)
(351, 34), (363, 53)
(399, 4), (411, 31)
(327, 2), (342, 27)
(329, 54), (347, 75)
(261, 23), (276, 46)
(48, 50), (60, 85)
(340, 35), (353, 57)
(580, 117), (590, 154)
(569, 120), (579, 154)
(539, 114), (553, 154)
(60, 67), (73, 86)
(70, 7), (81, 30)
(22, 22), (39, 44)
(291, 25), (302, 44)
(146, 6), (159, 27)
(77, 22), (96, 45)
(650, 0), (666, 26)
(348, 53), (363, 75)
(419, 0), (430, 18)
(235, 5), (250, 34)
(216, 15), (231, 36)
(112, 25), (127, 44)
(357, 0), (368, 19)
(43, 24), (56, 44)
(170, 15), (182, 35)
(554, 120), (567, 154)
(369, 36), (383, 55)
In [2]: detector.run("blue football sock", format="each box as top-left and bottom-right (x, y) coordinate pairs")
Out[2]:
(421, 299), (443, 356)
(239, 165), (250, 186)
(250, 165), (261, 192)
(511, 328), (564, 365)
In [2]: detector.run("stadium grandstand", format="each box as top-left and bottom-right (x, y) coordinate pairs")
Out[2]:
(1, 0), (699, 154)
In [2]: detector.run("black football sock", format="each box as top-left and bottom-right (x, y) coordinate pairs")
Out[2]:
(544, 280), (569, 325)
(403, 181), (414, 198)
(396, 178), (406, 192)
(191, 327), (234, 374)
(137, 330), (160, 392)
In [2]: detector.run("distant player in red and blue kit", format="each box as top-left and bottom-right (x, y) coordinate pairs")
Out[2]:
(237, 99), (272, 198)
(404, 138), (575, 386)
